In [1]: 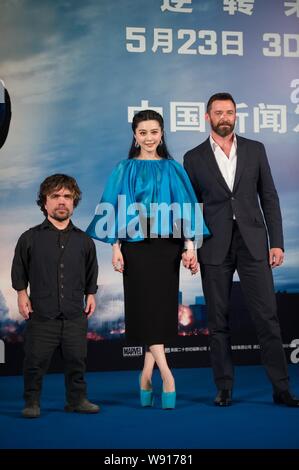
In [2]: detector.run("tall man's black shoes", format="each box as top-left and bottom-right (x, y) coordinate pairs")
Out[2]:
(214, 390), (232, 406)
(273, 390), (299, 407)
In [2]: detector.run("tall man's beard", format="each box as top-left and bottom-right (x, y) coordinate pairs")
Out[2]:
(212, 121), (235, 137)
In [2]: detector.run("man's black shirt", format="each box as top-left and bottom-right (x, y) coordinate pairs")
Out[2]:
(11, 218), (98, 319)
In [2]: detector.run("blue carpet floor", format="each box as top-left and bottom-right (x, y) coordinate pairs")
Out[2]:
(0, 365), (299, 450)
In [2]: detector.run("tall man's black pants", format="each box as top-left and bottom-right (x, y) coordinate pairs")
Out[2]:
(200, 221), (289, 393)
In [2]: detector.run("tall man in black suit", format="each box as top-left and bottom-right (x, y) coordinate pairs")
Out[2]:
(184, 93), (299, 407)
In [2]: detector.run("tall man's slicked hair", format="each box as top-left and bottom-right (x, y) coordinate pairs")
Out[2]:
(206, 93), (236, 113)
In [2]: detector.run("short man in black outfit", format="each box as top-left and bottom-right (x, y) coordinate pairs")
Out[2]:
(12, 174), (99, 417)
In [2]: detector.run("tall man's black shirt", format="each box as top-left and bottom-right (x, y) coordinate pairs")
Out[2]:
(11, 219), (98, 319)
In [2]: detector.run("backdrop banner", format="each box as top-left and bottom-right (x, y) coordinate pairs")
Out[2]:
(0, 0), (298, 374)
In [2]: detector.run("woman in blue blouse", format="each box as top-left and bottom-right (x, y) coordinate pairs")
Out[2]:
(87, 110), (209, 409)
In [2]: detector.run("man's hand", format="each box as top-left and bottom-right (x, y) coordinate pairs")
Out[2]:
(17, 290), (32, 319)
(269, 248), (284, 268)
(182, 249), (199, 275)
(85, 294), (96, 318)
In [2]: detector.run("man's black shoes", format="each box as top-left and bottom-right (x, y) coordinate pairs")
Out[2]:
(273, 390), (299, 407)
(214, 389), (232, 406)
(214, 389), (299, 407)
(22, 401), (40, 418)
(65, 398), (100, 413)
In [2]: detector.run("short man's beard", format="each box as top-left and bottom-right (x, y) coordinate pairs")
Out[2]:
(211, 121), (235, 137)
(51, 208), (71, 221)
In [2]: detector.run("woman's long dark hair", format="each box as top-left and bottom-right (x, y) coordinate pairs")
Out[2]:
(128, 109), (171, 159)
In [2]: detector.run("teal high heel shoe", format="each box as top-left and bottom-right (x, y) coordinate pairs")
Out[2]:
(139, 374), (154, 407)
(161, 390), (176, 409)
(140, 389), (154, 407)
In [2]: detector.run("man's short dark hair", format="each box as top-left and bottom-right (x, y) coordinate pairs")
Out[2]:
(206, 93), (236, 113)
(37, 174), (82, 216)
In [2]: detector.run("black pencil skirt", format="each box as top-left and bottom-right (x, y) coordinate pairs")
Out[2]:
(121, 238), (183, 345)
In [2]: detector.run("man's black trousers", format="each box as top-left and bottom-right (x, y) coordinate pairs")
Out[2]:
(23, 315), (88, 404)
(200, 221), (289, 393)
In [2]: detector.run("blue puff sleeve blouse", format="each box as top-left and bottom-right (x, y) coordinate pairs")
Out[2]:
(86, 158), (209, 244)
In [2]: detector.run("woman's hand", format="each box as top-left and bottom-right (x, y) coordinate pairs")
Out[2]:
(182, 249), (199, 275)
(112, 243), (124, 273)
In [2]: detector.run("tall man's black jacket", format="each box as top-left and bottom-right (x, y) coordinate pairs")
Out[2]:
(11, 219), (98, 318)
(183, 136), (284, 265)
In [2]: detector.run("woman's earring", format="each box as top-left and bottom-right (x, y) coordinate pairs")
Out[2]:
(135, 140), (140, 148)
(159, 139), (163, 146)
